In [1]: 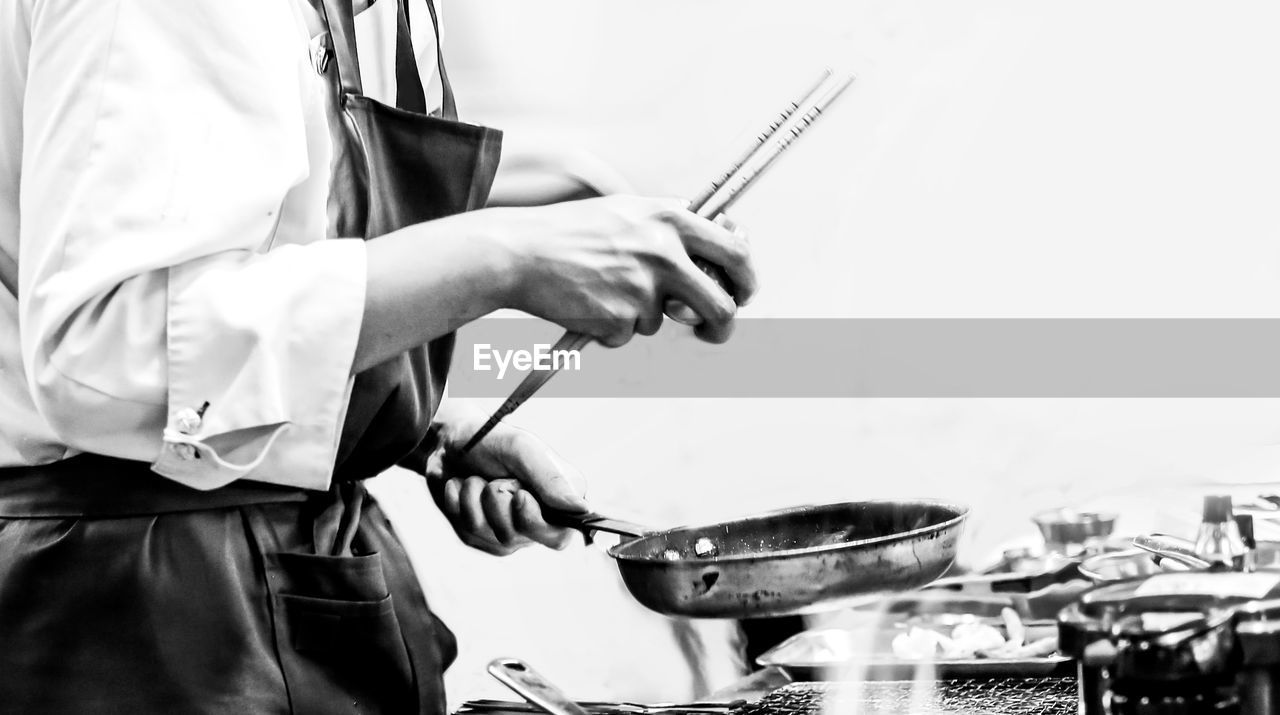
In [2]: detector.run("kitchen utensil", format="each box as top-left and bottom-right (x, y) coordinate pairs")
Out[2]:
(924, 559), (1081, 595)
(690, 71), (855, 219)
(1031, 509), (1117, 557)
(1131, 533), (1212, 569)
(1076, 548), (1183, 582)
(544, 500), (967, 619)
(488, 659), (589, 715)
(686, 69), (833, 211)
(457, 331), (593, 454)
(460, 69), (857, 453)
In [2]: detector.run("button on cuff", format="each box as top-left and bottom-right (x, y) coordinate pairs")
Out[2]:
(175, 407), (202, 434)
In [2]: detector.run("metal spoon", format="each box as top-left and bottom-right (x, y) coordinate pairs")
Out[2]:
(488, 658), (589, 715)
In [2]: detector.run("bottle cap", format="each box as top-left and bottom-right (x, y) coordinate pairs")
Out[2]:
(1202, 495), (1233, 522)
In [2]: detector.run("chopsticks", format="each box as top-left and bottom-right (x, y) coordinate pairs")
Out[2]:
(460, 69), (856, 454)
(691, 70), (855, 220)
(460, 329), (594, 454)
(685, 69), (835, 213)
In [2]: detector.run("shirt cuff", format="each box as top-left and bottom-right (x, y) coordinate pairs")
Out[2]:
(153, 239), (367, 491)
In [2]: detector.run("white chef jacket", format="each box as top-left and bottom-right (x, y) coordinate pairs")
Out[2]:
(0, 0), (444, 490)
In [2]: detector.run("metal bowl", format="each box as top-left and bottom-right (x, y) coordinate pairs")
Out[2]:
(1032, 508), (1118, 546)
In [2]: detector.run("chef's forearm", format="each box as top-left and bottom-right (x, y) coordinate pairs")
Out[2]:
(353, 213), (518, 375)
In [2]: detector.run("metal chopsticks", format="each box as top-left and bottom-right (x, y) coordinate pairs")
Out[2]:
(460, 69), (856, 453)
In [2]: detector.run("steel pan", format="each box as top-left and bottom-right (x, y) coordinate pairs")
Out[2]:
(547, 500), (968, 619)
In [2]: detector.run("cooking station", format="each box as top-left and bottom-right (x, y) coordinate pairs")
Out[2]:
(461, 496), (1280, 715)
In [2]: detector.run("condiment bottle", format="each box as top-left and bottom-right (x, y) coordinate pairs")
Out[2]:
(1193, 495), (1248, 570)
(1235, 513), (1257, 573)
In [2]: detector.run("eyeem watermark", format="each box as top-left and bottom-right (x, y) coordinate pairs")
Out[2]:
(453, 319), (1280, 397)
(473, 343), (582, 380)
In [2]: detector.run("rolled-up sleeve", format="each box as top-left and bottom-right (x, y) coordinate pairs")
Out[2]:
(19, 0), (365, 490)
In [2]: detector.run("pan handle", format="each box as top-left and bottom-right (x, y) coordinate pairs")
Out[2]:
(541, 507), (651, 539)
(925, 559), (1082, 594)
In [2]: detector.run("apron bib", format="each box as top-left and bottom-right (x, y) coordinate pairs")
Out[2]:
(326, 0), (503, 483)
(0, 1), (499, 712)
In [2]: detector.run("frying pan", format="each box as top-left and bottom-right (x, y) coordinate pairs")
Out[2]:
(545, 500), (969, 619)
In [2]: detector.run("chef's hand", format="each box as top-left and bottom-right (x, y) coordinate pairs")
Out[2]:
(422, 408), (588, 556)
(663, 214), (747, 326)
(496, 195), (757, 346)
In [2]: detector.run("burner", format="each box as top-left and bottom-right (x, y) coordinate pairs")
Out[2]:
(1059, 570), (1280, 714)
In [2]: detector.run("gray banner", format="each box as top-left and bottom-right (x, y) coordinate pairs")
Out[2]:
(447, 319), (1280, 398)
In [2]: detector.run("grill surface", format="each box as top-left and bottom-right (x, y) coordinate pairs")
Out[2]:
(737, 678), (1077, 715)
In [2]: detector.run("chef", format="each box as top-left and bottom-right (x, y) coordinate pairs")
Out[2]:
(0, 0), (756, 712)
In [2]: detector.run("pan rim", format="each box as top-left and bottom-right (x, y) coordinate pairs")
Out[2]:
(605, 498), (970, 565)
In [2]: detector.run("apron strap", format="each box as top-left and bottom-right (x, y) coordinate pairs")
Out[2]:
(317, 0), (364, 98)
(422, 0), (458, 119)
(393, 0), (427, 113)
(394, 0), (458, 119)
(315, 0), (457, 119)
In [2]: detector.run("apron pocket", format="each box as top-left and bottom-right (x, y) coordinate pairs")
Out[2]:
(282, 593), (402, 655)
(272, 551), (389, 601)
(267, 553), (416, 714)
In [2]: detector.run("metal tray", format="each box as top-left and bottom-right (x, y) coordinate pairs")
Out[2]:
(756, 624), (1073, 681)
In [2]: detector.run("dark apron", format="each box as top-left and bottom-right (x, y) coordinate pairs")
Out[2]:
(0, 456), (452, 714)
(0, 0), (501, 712)
(328, 0), (503, 483)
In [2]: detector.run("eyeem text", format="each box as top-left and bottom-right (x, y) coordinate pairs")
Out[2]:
(473, 343), (582, 379)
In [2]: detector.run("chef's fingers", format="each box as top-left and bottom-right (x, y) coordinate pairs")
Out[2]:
(434, 477), (529, 556)
(437, 476), (464, 519)
(513, 491), (576, 550)
(635, 309), (664, 337)
(675, 263), (737, 347)
(663, 298), (701, 326)
(499, 429), (589, 513)
(672, 210), (757, 307)
(714, 214), (741, 234)
(481, 479), (524, 547)
(456, 477), (507, 550)
(436, 477), (503, 554)
(661, 257), (736, 344)
(715, 214), (755, 307)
